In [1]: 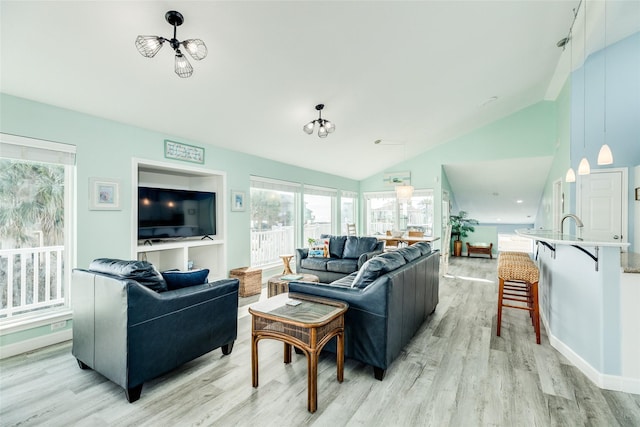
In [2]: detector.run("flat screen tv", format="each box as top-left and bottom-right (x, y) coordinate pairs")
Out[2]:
(138, 187), (216, 241)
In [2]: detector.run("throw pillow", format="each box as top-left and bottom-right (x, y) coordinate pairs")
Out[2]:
(89, 258), (168, 292)
(308, 237), (330, 258)
(351, 252), (407, 289)
(161, 269), (210, 290)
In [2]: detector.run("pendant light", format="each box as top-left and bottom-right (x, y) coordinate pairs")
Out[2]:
(396, 185), (414, 201)
(562, 4), (580, 183)
(578, 0), (590, 176)
(566, 168), (576, 183)
(597, 0), (614, 165)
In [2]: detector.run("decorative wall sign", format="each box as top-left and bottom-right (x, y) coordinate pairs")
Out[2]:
(89, 177), (121, 210)
(164, 139), (205, 164)
(231, 190), (246, 212)
(383, 171), (411, 187)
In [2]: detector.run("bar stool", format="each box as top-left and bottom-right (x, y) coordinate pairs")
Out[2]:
(497, 254), (541, 344)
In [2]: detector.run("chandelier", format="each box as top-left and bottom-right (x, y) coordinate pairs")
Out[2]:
(303, 104), (335, 138)
(135, 11), (208, 78)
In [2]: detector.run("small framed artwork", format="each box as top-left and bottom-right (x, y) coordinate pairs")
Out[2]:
(89, 178), (121, 210)
(636, 187), (640, 201)
(383, 171), (411, 187)
(231, 190), (246, 212)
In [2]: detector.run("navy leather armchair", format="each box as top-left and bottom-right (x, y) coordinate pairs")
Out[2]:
(72, 259), (239, 402)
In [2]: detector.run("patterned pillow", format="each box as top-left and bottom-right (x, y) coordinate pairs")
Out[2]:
(308, 237), (330, 258)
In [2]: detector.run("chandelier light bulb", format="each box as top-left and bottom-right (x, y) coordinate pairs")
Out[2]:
(183, 39), (208, 60)
(174, 51), (193, 78)
(324, 120), (335, 133)
(303, 121), (315, 134)
(565, 168), (576, 183)
(135, 36), (164, 58)
(597, 144), (614, 165)
(318, 125), (328, 138)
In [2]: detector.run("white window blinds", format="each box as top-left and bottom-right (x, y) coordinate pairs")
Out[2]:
(1, 133), (76, 165)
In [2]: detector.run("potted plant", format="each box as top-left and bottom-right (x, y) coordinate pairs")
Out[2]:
(450, 211), (478, 257)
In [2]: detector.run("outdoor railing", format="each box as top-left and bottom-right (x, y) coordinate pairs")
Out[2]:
(251, 228), (295, 267)
(0, 246), (65, 319)
(250, 223), (332, 267)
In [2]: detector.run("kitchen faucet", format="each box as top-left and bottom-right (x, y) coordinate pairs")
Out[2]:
(560, 214), (584, 235)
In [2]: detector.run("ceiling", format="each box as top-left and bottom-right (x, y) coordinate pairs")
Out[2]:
(1, 1), (638, 224)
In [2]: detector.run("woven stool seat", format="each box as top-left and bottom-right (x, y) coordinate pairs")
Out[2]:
(496, 256), (541, 344)
(498, 252), (531, 263)
(498, 259), (539, 284)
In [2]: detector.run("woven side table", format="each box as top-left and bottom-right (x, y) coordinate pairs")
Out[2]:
(230, 267), (262, 297)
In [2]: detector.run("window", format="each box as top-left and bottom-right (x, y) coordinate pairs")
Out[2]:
(250, 177), (300, 267)
(340, 191), (358, 235)
(303, 185), (336, 243)
(0, 133), (76, 324)
(364, 189), (434, 236)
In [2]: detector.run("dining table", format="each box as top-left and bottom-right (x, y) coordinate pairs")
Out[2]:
(374, 235), (440, 246)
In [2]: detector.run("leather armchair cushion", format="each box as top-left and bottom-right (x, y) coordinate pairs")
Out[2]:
(89, 258), (167, 292)
(161, 269), (209, 290)
(342, 236), (379, 259)
(321, 234), (348, 258)
(396, 246), (422, 262)
(352, 252), (406, 289)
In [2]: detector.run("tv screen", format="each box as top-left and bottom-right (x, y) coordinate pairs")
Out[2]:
(138, 187), (216, 241)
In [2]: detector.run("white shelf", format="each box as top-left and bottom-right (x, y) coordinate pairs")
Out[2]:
(131, 158), (227, 280)
(137, 239), (225, 252)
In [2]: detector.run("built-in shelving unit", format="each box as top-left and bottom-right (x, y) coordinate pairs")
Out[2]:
(131, 158), (227, 280)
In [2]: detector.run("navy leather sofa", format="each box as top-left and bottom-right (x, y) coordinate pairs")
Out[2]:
(71, 259), (239, 402)
(289, 242), (439, 380)
(295, 235), (384, 283)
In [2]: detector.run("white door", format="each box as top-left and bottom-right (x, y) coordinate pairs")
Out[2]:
(577, 169), (627, 243)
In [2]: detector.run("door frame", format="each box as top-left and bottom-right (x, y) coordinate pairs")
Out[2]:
(576, 167), (628, 246)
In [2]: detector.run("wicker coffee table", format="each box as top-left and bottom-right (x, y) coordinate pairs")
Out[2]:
(267, 273), (319, 297)
(249, 292), (348, 413)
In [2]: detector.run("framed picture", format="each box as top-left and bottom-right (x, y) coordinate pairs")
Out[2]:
(231, 190), (246, 212)
(89, 178), (121, 210)
(164, 139), (205, 164)
(383, 171), (411, 187)
(636, 187), (640, 201)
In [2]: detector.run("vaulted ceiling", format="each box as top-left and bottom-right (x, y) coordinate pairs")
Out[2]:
(2, 1), (638, 223)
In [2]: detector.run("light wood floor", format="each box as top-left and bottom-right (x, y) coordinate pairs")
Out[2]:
(2, 257), (639, 426)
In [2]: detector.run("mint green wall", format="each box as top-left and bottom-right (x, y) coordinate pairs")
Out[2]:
(361, 101), (558, 248)
(0, 93), (359, 270)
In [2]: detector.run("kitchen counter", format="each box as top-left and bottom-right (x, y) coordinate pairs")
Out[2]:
(515, 228), (639, 394)
(515, 228), (630, 248)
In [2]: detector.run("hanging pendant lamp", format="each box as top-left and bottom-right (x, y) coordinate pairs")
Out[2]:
(597, 0), (614, 166)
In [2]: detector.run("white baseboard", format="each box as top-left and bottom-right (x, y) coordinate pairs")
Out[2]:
(0, 329), (72, 360)
(540, 311), (640, 395)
